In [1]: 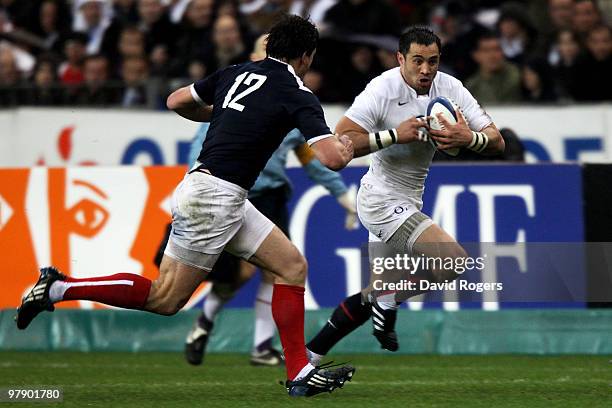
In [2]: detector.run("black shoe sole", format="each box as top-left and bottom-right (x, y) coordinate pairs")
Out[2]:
(15, 301), (52, 330)
(15, 267), (63, 330)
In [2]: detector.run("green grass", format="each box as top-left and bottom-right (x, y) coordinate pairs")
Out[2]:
(1, 352), (611, 407)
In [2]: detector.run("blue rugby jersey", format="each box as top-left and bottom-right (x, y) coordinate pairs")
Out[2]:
(191, 57), (331, 190)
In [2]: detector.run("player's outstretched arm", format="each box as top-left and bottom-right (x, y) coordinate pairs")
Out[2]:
(167, 86), (213, 122)
(336, 116), (430, 157)
(309, 135), (354, 171)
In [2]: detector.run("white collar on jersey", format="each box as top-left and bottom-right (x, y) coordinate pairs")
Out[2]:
(398, 68), (434, 99)
(267, 56), (296, 74)
(267, 56), (311, 93)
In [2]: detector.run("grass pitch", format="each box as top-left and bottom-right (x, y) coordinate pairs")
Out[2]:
(1, 352), (611, 407)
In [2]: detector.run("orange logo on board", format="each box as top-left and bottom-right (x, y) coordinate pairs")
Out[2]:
(0, 166), (212, 310)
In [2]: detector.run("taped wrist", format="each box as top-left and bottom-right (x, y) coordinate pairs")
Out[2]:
(369, 129), (397, 152)
(468, 131), (489, 153)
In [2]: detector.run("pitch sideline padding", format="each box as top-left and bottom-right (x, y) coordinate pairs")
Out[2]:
(1, 309), (611, 354)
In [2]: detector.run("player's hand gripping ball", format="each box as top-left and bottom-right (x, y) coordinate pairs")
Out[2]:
(427, 96), (461, 157)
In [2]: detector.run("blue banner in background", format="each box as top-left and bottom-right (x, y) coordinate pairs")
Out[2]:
(224, 164), (585, 309)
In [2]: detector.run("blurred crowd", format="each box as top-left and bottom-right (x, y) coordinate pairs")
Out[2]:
(0, 0), (610, 108)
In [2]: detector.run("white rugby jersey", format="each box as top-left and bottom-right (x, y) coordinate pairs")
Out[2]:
(345, 68), (492, 197)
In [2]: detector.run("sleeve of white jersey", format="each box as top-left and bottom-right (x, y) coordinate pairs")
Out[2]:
(344, 82), (381, 133)
(454, 83), (493, 132)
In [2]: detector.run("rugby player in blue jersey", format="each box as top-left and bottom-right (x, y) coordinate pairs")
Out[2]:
(17, 16), (357, 397)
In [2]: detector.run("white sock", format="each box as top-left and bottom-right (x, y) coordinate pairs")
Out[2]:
(306, 348), (323, 366)
(293, 362), (315, 381)
(253, 281), (275, 351)
(203, 289), (225, 322)
(376, 292), (399, 310)
(48, 281), (68, 303)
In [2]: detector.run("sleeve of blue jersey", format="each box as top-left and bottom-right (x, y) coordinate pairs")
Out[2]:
(192, 69), (222, 105)
(285, 88), (331, 141)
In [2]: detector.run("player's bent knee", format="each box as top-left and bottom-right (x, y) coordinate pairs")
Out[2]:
(281, 254), (308, 285)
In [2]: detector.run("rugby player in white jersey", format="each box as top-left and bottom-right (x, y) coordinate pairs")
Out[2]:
(306, 26), (505, 360)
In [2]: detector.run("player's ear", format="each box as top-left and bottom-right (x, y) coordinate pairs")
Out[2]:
(302, 50), (313, 64)
(396, 51), (405, 66)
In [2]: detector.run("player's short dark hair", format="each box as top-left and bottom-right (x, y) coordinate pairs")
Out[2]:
(399, 26), (442, 55)
(266, 15), (318, 60)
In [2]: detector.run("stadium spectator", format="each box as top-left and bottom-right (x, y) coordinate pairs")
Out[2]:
(466, 33), (522, 104)
(24, 55), (64, 106)
(549, 0), (575, 31)
(119, 55), (149, 107)
(337, 45), (381, 101)
(570, 24), (612, 101)
(117, 25), (146, 63)
(537, 0), (575, 58)
(0, 0), (609, 107)
(0, 45), (23, 106)
(186, 59), (206, 81)
(206, 14), (249, 72)
(496, 2), (538, 64)
(430, 1), (486, 80)
(520, 58), (557, 102)
(324, 0), (402, 36)
(543, 0), (577, 63)
(172, 0), (215, 76)
(28, 0), (73, 56)
(71, 54), (121, 105)
(550, 29), (581, 99)
(138, 0), (179, 74)
(58, 32), (88, 86)
(113, 0), (139, 24)
(573, 0), (603, 39)
(377, 47), (399, 70)
(73, 0), (122, 57)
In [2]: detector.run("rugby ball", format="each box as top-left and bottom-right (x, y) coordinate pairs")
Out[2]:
(427, 96), (460, 157)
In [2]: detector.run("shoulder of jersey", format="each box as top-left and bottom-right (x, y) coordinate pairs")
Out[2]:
(433, 71), (464, 92)
(280, 67), (313, 93)
(365, 67), (404, 100)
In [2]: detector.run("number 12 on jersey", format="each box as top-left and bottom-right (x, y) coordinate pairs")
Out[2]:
(222, 72), (268, 112)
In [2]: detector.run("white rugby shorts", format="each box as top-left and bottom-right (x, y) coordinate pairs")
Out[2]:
(357, 180), (432, 250)
(164, 170), (274, 271)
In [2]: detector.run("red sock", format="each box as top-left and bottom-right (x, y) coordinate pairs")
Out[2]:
(272, 284), (309, 380)
(60, 273), (152, 310)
